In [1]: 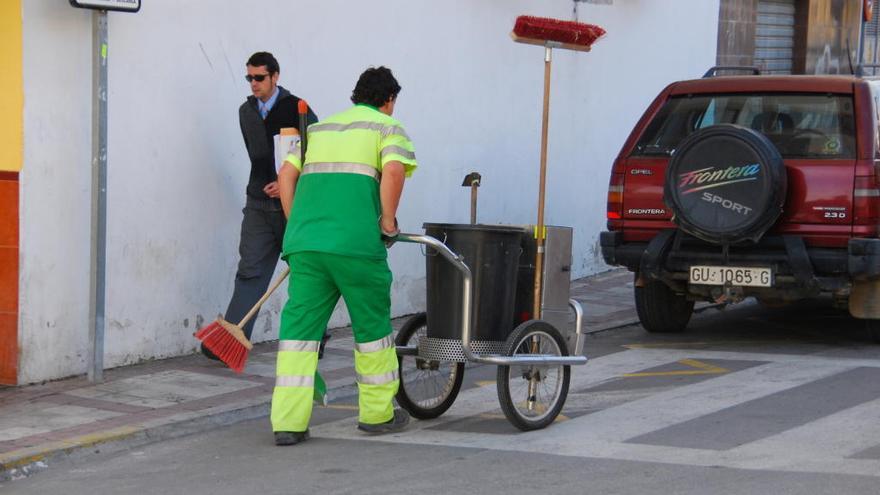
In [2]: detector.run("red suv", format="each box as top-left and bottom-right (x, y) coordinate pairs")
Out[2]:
(600, 67), (880, 341)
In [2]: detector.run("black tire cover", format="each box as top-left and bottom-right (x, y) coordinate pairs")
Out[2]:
(663, 124), (786, 244)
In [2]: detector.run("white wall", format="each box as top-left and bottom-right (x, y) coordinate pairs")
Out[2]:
(18, 0), (719, 383)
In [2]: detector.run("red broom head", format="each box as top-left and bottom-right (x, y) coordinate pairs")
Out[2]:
(298, 99), (308, 115)
(513, 16), (605, 47)
(194, 320), (223, 341)
(195, 320), (250, 373)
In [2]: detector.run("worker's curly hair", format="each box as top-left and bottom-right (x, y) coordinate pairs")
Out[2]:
(351, 66), (401, 108)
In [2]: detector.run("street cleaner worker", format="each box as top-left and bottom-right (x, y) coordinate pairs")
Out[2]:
(271, 66), (417, 446)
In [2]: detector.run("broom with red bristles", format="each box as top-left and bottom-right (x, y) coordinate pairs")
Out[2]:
(195, 267), (290, 373)
(510, 15), (604, 321)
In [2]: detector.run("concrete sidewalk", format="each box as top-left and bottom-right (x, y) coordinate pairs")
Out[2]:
(0, 269), (636, 481)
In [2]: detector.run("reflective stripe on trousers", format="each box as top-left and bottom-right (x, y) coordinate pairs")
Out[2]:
(354, 335), (399, 425)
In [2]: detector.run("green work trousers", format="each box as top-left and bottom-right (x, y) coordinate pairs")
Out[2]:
(270, 251), (399, 432)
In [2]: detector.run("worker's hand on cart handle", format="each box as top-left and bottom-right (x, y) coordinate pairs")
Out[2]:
(380, 216), (399, 248)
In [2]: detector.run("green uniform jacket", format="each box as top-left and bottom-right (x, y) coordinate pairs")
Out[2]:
(282, 105), (418, 260)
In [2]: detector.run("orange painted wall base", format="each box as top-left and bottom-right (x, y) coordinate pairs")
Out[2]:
(0, 171), (18, 385)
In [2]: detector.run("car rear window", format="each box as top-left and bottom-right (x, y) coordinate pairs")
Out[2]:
(633, 93), (856, 159)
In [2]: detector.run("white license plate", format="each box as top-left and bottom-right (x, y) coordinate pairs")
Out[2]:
(689, 265), (772, 287)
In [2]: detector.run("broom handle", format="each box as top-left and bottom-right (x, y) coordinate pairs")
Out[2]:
(236, 267), (291, 327)
(533, 46), (552, 320)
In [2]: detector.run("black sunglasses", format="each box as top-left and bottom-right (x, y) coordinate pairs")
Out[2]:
(245, 73), (271, 83)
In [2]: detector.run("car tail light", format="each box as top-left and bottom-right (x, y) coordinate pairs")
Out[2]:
(607, 172), (625, 230)
(853, 174), (880, 229)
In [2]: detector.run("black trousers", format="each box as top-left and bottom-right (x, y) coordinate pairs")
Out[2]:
(225, 199), (286, 340)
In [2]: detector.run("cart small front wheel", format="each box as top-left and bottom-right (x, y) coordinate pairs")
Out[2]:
(395, 313), (464, 419)
(497, 320), (571, 431)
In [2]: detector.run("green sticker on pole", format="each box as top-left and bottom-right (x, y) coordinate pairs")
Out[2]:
(101, 43), (107, 59)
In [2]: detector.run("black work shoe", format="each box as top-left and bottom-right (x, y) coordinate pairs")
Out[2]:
(274, 430), (310, 446)
(200, 343), (221, 362)
(357, 409), (409, 434)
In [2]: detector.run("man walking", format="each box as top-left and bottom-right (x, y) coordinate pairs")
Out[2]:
(271, 66), (417, 446)
(202, 52), (318, 360)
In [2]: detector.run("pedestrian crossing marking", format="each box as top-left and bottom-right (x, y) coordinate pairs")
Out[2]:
(622, 358), (728, 377)
(312, 347), (880, 477)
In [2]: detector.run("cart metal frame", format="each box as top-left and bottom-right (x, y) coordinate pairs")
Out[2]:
(394, 233), (588, 366)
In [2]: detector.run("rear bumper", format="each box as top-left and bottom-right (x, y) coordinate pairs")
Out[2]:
(600, 230), (880, 293)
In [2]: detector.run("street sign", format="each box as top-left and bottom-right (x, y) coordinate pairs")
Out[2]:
(69, 0), (140, 13)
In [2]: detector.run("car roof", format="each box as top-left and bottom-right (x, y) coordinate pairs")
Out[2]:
(668, 75), (860, 95)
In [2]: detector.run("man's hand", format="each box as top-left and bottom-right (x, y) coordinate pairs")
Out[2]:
(263, 181), (281, 198)
(380, 216), (399, 248)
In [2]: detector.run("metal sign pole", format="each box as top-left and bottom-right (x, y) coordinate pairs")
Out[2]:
(88, 9), (108, 383)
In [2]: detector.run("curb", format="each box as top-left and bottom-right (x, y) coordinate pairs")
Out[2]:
(0, 372), (371, 482)
(0, 397), (270, 482)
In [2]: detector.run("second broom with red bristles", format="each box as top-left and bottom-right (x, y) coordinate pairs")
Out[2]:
(510, 15), (604, 321)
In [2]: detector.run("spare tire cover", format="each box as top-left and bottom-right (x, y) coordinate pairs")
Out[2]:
(663, 124), (786, 244)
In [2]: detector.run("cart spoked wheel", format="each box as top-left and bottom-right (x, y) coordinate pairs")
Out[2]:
(497, 320), (571, 431)
(395, 313), (465, 419)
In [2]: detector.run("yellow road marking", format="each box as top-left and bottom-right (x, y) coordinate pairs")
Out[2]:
(324, 404), (358, 411)
(622, 358), (729, 378)
(678, 358), (727, 372)
(58, 426), (141, 448)
(0, 425), (142, 469)
(475, 380), (496, 387)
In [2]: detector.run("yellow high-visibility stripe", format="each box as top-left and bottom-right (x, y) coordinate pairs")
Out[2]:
(354, 346), (398, 376)
(271, 386), (312, 432)
(276, 350), (318, 377)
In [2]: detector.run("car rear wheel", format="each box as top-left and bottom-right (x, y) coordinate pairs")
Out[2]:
(635, 278), (694, 333)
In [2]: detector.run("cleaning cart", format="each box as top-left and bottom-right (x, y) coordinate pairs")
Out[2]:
(391, 15), (603, 431)
(392, 224), (587, 431)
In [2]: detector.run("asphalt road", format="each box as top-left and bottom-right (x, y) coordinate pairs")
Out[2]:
(6, 297), (880, 495)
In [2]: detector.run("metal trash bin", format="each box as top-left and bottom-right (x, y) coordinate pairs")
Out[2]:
(421, 223), (523, 361)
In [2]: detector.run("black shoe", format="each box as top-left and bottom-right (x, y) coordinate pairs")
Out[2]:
(357, 409), (409, 434)
(200, 343), (221, 362)
(274, 430), (310, 446)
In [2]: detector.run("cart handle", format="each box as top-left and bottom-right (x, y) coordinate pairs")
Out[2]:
(395, 233), (587, 366)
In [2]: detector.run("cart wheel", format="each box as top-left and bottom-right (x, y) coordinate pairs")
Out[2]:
(497, 320), (571, 431)
(395, 313), (464, 419)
